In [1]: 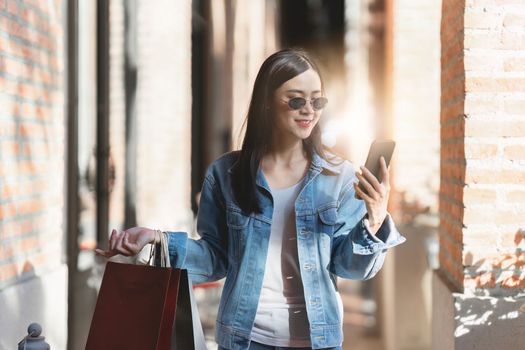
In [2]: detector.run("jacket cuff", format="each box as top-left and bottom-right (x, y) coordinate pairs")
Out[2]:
(166, 231), (189, 268)
(352, 213), (406, 255)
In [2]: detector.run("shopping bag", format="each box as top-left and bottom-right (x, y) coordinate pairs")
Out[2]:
(85, 260), (207, 349)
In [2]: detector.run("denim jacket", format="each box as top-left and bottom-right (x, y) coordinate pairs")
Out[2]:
(167, 151), (406, 350)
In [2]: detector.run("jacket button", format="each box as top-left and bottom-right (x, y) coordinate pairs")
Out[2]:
(303, 263), (314, 270)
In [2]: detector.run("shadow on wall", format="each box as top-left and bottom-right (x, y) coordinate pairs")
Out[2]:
(0, 260), (69, 349)
(464, 229), (525, 291)
(452, 289), (525, 347)
(0, 261), (41, 348)
(457, 229), (525, 347)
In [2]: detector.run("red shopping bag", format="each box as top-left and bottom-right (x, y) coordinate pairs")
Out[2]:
(85, 261), (206, 350)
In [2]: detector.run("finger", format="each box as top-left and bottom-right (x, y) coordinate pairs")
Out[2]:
(122, 234), (141, 255)
(355, 172), (378, 200)
(94, 248), (117, 258)
(360, 166), (382, 193)
(380, 156), (390, 187)
(112, 231), (128, 254)
(115, 232), (134, 256)
(109, 229), (118, 250)
(353, 182), (373, 202)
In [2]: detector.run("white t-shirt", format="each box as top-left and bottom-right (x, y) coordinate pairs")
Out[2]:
(250, 177), (312, 347)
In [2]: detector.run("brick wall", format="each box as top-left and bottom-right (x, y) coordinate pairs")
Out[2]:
(440, 0), (467, 292)
(0, 0), (65, 287)
(462, 0), (525, 294)
(0, 0), (67, 347)
(441, 0), (525, 294)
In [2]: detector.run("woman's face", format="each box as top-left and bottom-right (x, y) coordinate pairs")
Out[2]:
(271, 68), (324, 141)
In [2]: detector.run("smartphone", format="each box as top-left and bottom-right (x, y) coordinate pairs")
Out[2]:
(357, 140), (396, 198)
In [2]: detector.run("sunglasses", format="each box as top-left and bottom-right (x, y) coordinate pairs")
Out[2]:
(282, 97), (328, 111)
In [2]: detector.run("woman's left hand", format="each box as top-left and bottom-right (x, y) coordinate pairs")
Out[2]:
(353, 156), (390, 235)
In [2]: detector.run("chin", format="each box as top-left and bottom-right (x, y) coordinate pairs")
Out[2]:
(293, 129), (314, 140)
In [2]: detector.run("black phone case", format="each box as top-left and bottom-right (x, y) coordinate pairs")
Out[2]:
(357, 140), (395, 197)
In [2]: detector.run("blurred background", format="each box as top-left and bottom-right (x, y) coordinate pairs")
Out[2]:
(2, 0), (525, 349)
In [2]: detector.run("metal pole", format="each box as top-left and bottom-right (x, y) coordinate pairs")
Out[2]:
(124, 0), (138, 229)
(96, 0), (110, 246)
(65, 0), (79, 348)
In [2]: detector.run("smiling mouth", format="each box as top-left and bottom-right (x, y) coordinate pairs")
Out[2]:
(295, 119), (313, 128)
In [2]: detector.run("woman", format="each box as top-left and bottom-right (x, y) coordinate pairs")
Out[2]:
(96, 48), (406, 350)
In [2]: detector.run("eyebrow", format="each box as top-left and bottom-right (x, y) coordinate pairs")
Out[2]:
(285, 89), (322, 94)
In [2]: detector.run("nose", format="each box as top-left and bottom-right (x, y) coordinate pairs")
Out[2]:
(300, 101), (315, 115)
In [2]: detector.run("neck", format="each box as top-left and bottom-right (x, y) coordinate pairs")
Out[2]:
(265, 133), (307, 167)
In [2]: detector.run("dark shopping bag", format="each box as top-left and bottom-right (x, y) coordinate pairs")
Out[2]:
(85, 260), (207, 350)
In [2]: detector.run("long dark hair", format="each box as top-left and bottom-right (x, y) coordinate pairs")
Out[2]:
(232, 48), (332, 214)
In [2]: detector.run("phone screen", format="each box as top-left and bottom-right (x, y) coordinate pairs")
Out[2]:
(357, 140), (395, 197)
(364, 140), (395, 181)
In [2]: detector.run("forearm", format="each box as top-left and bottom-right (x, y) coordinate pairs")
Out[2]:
(166, 231), (228, 284)
(329, 220), (387, 279)
(329, 214), (405, 279)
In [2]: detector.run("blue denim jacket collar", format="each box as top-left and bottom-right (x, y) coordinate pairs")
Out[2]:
(226, 151), (342, 193)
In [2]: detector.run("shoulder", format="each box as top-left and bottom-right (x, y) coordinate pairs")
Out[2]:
(205, 151), (240, 181)
(316, 151), (357, 179)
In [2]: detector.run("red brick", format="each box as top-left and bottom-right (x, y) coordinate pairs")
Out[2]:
(496, 210), (525, 225)
(500, 32), (525, 50)
(463, 230), (503, 249)
(465, 11), (502, 29)
(506, 190), (525, 203)
(464, 271), (497, 289)
(0, 263), (18, 282)
(0, 140), (20, 157)
(463, 187), (497, 203)
(442, 119), (466, 139)
(0, 120), (17, 137)
(504, 57), (525, 72)
(440, 233), (463, 264)
(503, 13), (525, 28)
(464, 206), (497, 225)
(476, 272), (497, 288)
(464, 250), (506, 268)
(464, 143), (498, 159)
(465, 169), (525, 184)
(501, 274), (525, 289)
(465, 77), (525, 93)
(465, 119), (525, 137)
(470, 0), (525, 4)
(464, 32), (501, 50)
(441, 162), (466, 183)
(504, 145), (525, 160)
(24, 0), (51, 18)
(6, 0), (20, 17)
(0, 203), (17, 220)
(465, 54), (502, 72)
(442, 99), (465, 119)
(504, 99), (525, 114)
(442, 216), (464, 242)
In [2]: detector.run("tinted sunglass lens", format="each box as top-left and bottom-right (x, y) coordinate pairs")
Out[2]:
(288, 97), (306, 110)
(313, 97), (328, 110)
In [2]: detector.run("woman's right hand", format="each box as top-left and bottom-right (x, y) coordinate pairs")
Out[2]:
(94, 227), (158, 258)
